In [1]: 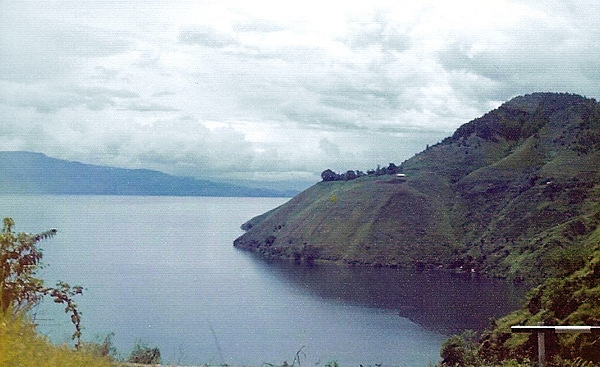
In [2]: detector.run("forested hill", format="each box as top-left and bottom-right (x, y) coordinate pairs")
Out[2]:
(234, 92), (600, 283)
(0, 151), (290, 197)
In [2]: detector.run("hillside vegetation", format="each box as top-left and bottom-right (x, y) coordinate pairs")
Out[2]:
(234, 92), (600, 284)
(235, 92), (600, 365)
(437, 220), (600, 366)
(478, 223), (600, 364)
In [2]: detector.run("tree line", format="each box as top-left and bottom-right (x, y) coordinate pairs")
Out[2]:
(321, 163), (400, 182)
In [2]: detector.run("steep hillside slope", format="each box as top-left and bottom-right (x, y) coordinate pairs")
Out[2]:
(461, 210), (600, 365)
(234, 93), (600, 282)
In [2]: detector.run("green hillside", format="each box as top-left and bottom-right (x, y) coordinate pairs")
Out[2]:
(234, 93), (600, 284)
(477, 221), (600, 364)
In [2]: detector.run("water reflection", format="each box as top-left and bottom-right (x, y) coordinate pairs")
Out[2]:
(253, 259), (527, 334)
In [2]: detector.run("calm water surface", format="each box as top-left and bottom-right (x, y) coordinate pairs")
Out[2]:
(0, 195), (525, 366)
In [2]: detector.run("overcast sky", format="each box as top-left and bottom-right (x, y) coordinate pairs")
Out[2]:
(1, 1), (599, 185)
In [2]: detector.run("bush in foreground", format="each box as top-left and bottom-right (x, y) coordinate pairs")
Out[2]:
(127, 340), (162, 364)
(1, 217), (84, 348)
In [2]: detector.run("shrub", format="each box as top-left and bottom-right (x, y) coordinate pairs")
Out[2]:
(440, 335), (467, 366)
(80, 332), (117, 359)
(440, 330), (483, 366)
(1, 217), (56, 313)
(127, 341), (162, 364)
(1, 217), (83, 348)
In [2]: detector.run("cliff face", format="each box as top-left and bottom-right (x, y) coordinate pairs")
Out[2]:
(234, 93), (600, 282)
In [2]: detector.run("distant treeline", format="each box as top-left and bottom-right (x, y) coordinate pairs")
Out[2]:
(321, 163), (400, 182)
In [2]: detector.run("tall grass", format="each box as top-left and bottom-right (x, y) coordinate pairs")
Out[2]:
(0, 311), (119, 367)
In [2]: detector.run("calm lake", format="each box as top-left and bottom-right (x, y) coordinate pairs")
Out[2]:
(0, 195), (525, 366)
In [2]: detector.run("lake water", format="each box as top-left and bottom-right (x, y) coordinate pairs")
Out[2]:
(0, 195), (525, 366)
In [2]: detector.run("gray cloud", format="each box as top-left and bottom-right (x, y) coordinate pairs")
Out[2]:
(342, 12), (411, 52)
(1, 1), (599, 186)
(179, 27), (239, 48)
(125, 101), (179, 112)
(78, 87), (139, 99)
(232, 19), (287, 33)
(319, 138), (341, 157)
(435, 4), (600, 101)
(0, 9), (131, 84)
(1, 84), (140, 113)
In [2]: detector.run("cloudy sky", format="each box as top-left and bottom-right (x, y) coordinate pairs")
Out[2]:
(1, 1), (599, 188)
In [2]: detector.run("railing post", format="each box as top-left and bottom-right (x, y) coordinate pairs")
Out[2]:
(537, 322), (545, 367)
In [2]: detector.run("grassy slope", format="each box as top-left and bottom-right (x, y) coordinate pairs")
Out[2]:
(235, 175), (460, 267)
(0, 312), (119, 367)
(479, 215), (600, 364)
(235, 93), (600, 285)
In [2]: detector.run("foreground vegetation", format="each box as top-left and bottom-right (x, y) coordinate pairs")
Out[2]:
(437, 221), (600, 366)
(0, 312), (118, 367)
(0, 310), (165, 366)
(0, 217), (115, 366)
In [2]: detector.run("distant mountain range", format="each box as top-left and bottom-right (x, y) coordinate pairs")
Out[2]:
(0, 151), (293, 197)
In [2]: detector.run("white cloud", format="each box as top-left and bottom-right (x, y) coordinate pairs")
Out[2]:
(1, 0), (599, 186)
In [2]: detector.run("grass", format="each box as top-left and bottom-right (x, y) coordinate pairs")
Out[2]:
(470, 224), (600, 365)
(0, 311), (120, 367)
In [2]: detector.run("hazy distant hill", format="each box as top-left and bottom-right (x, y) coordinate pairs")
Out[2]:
(0, 151), (291, 197)
(234, 93), (600, 283)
